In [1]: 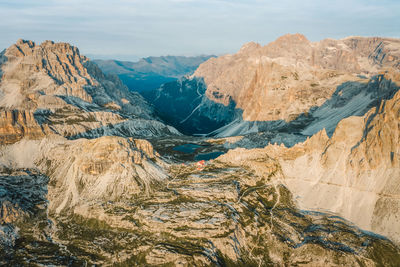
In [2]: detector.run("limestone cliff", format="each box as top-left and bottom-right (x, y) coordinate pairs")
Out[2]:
(36, 136), (168, 213)
(0, 135), (168, 215)
(0, 110), (48, 144)
(194, 34), (400, 122)
(218, 75), (400, 243)
(146, 34), (400, 136)
(0, 36), (399, 265)
(0, 40), (179, 144)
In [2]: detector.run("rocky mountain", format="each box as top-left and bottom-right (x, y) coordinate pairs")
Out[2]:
(0, 36), (399, 266)
(0, 40), (179, 264)
(194, 34), (400, 122)
(147, 34), (400, 137)
(0, 39), (179, 143)
(219, 74), (400, 244)
(94, 55), (215, 92)
(143, 77), (237, 135)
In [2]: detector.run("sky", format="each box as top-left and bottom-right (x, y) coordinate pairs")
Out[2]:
(0, 0), (399, 60)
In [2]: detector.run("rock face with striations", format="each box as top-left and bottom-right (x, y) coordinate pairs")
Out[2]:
(0, 39), (179, 144)
(145, 34), (400, 136)
(0, 37), (399, 265)
(0, 110), (48, 144)
(194, 34), (400, 123)
(0, 40), (179, 264)
(218, 71), (400, 243)
(0, 51), (173, 264)
(0, 39), (177, 215)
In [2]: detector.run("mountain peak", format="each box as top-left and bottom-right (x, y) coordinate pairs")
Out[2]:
(238, 41), (261, 53)
(6, 39), (81, 61)
(16, 39), (35, 47)
(273, 33), (310, 45)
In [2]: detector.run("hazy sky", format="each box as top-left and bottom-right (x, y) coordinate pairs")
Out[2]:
(1, 0), (399, 60)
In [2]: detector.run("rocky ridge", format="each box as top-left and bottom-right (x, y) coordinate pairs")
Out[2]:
(145, 35), (400, 137)
(94, 55), (215, 92)
(0, 39), (179, 144)
(0, 37), (399, 265)
(194, 34), (400, 123)
(218, 72), (400, 243)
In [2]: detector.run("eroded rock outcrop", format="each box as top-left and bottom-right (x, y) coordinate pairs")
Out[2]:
(0, 110), (48, 144)
(24, 136), (168, 214)
(1, 39), (93, 108)
(0, 39), (179, 143)
(194, 34), (400, 123)
(146, 34), (400, 136)
(218, 82), (400, 243)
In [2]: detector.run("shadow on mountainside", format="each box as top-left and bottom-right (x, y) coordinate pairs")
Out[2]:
(0, 170), (86, 265)
(142, 74), (399, 148)
(141, 77), (238, 135)
(0, 50), (6, 82)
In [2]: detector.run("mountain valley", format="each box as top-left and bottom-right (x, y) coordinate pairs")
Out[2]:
(0, 34), (399, 266)
(94, 55), (215, 93)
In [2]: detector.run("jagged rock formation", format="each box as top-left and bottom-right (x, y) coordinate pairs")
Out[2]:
(94, 55), (215, 92)
(209, 71), (399, 138)
(194, 34), (400, 122)
(0, 135), (168, 215)
(0, 39), (179, 144)
(36, 136), (167, 214)
(144, 34), (400, 136)
(0, 110), (49, 144)
(0, 40), (180, 263)
(218, 74), (400, 243)
(0, 36), (399, 265)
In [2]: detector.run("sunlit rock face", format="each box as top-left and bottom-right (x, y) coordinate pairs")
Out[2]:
(0, 110), (48, 144)
(35, 136), (168, 214)
(0, 37), (399, 265)
(0, 39), (180, 143)
(145, 34), (400, 136)
(194, 34), (400, 122)
(218, 75), (400, 244)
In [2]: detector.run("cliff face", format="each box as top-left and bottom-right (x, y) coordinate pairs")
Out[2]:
(144, 34), (400, 136)
(0, 40), (179, 144)
(0, 39), (177, 216)
(143, 77), (237, 135)
(194, 34), (400, 123)
(0, 110), (48, 144)
(34, 136), (167, 214)
(218, 74), (400, 243)
(1, 39), (93, 108)
(0, 37), (399, 265)
(0, 39), (157, 116)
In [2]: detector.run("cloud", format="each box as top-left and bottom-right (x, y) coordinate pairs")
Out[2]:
(0, 0), (399, 58)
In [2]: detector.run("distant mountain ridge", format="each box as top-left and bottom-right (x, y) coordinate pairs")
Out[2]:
(94, 55), (215, 92)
